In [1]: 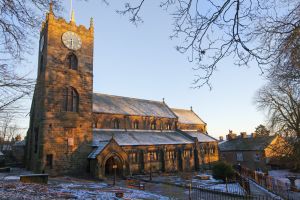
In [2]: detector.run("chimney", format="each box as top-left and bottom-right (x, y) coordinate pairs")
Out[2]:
(251, 132), (257, 138)
(240, 132), (247, 138)
(219, 136), (224, 141)
(226, 130), (237, 140)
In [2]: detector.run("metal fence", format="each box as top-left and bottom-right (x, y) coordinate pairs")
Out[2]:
(191, 186), (282, 200)
(239, 167), (298, 200)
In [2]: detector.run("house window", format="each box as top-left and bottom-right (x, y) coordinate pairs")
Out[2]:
(148, 151), (158, 161)
(63, 87), (79, 112)
(236, 152), (244, 161)
(254, 153), (260, 162)
(150, 121), (156, 130)
(130, 152), (138, 163)
(46, 154), (53, 169)
(133, 120), (139, 129)
(113, 119), (120, 129)
(67, 53), (78, 70)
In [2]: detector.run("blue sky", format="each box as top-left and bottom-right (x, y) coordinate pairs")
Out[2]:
(17, 1), (267, 138)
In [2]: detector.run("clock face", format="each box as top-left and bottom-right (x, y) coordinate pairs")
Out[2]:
(62, 31), (82, 50)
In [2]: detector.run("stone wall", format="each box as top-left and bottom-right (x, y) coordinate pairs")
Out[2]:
(25, 11), (94, 175)
(93, 113), (177, 131)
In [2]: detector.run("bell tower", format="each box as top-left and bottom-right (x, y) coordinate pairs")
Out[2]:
(25, 4), (94, 175)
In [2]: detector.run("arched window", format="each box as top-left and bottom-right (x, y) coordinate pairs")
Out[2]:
(63, 87), (79, 112)
(67, 53), (78, 70)
(113, 119), (120, 129)
(150, 120), (156, 130)
(133, 120), (139, 129)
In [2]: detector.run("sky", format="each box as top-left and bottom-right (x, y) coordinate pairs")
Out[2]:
(16, 1), (268, 139)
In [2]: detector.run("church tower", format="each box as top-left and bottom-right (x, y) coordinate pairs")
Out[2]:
(25, 4), (94, 175)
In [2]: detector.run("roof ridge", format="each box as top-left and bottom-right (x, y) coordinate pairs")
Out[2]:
(93, 92), (164, 104)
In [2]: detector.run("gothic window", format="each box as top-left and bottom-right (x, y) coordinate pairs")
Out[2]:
(148, 151), (158, 161)
(63, 87), (79, 112)
(67, 53), (78, 70)
(166, 123), (171, 130)
(130, 152), (138, 163)
(113, 119), (120, 129)
(150, 121), (156, 130)
(167, 151), (175, 160)
(133, 120), (139, 129)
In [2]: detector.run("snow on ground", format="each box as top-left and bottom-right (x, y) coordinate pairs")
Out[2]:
(135, 173), (246, 195)
(0, 169), (169, 200)
(269, 170), (300, 189)
(0, 179), (169, 200)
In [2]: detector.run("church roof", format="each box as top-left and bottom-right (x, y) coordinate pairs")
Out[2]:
(88, 140), (110, 159)
(183, 131), (217, 142)
(92, 129), (194, 146)
(219, 135), (277, 151)
(171, 108), (205, 125)
(93, 93), (177, 118)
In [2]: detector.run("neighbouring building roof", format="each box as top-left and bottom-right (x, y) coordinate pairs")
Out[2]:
(219, 135), (277, 151)
(92, 129), (194, 146)
(93, 93), (177, 118)
(183, 131), (217, 142)
(13, 140), (26, 146)
(88, 140), (110, 159)
(171, 108), (205, 125)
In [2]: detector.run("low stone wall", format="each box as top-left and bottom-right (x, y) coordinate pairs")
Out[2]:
(20, 174), (48, 184)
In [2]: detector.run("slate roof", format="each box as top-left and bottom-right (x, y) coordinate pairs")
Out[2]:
(13, 140), (26, 146)
(88, 140), (110, 159)
(219, 135), (277, 151)
(93, 93), (177, 118)
(172, 108), (205, 125)
(183, 131), (217, 142)
(92, 129), (194, 146)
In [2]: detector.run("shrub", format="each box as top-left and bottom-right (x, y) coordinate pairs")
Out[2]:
(212, 161), (235, 182)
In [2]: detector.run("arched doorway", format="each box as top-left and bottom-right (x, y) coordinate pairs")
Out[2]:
(104, 155), (123, 177)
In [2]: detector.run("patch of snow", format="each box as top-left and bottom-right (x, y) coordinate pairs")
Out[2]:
(269, 170), (300, 189)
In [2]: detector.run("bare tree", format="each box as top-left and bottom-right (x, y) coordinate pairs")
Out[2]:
(0, 113), (19, 151)
(0, 0), (62, 112)
(255, 79), (300, 169)
(115, 0), (300, 88)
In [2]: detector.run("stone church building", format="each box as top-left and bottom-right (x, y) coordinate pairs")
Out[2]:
(25, 6), (219, 178)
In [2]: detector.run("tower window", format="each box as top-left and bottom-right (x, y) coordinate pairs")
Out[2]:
(63, 87), (79, 112)
(39, 54), (44, 73)
(67, 53), (78, 70)
(113, 119), (120, 129)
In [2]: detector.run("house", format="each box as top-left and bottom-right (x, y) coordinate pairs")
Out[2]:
(219, 131), (287, 172)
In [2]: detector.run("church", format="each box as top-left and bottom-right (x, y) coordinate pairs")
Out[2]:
(25, 5), (219, 179)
